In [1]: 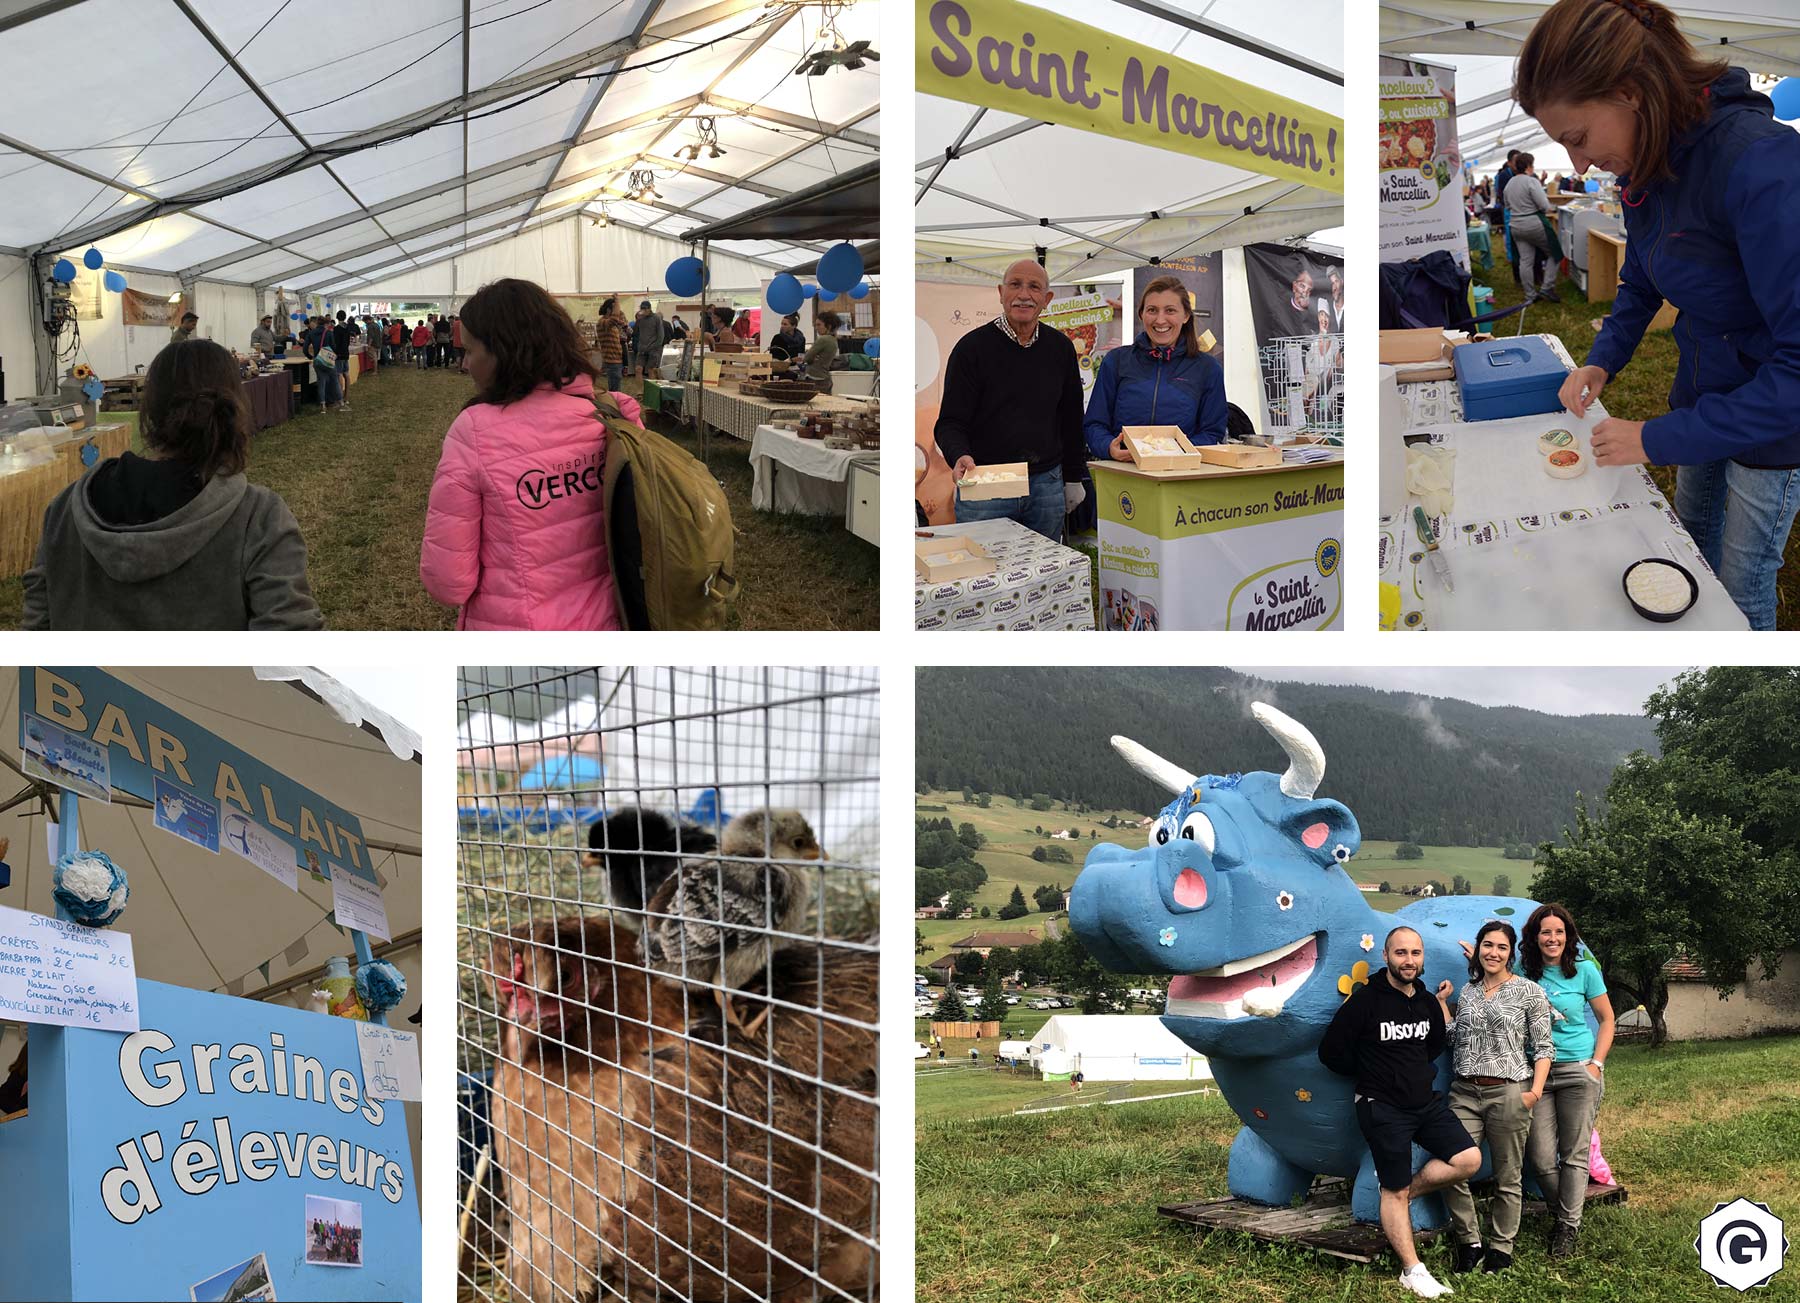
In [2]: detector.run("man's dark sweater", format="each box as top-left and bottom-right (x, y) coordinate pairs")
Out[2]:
(1317, 967), (1447, 1109)
(934, 318), (1086, 480)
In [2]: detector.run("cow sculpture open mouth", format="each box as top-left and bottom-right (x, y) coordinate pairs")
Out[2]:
(1165, 934), (1320, 1021)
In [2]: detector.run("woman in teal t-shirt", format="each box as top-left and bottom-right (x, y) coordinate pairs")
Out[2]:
(1521, 902), (1615, 1259)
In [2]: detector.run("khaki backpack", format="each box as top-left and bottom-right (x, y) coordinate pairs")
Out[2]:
(593, 392), (739, 629)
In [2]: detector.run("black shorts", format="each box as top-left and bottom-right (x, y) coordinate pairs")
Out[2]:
(1354, 1094), (1474, 1191)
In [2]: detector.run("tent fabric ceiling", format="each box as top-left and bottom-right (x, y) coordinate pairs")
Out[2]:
(1381, 3), (1800, 177)
(915, 0), (1344, 283)
(0, 0), (880, 294)
(0, 668), (421, 1001)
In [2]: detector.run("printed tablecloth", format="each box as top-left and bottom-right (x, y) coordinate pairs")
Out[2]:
(915, 518), (1096, 631)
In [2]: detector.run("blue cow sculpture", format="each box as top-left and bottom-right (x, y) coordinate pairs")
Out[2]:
(1071, 701), (1570, 1228)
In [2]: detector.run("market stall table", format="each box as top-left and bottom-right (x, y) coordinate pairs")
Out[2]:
(915, 518), (1095, 630)
(243, 371), (293, 431)
(749, 423), (873, 515)
(680, 383), (872, 441)
(1380, 333), (1745, 630)
(1088, 453), (1346, 631)
(1466, 222), (1492, 271)
(0, 423), (131, 579)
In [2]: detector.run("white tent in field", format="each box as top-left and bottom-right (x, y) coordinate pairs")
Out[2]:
(0, 0), (880, 393)
(1029, 1014), (1211, 1083)
(915, 0), (1345, 286)
(1379, 1), (1800, 179)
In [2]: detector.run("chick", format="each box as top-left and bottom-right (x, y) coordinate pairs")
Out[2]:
(583, 808), (717, 911)
(640, 808), (824, 1039)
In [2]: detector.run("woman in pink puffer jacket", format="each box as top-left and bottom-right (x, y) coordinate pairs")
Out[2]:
(420, 278), (641, 629)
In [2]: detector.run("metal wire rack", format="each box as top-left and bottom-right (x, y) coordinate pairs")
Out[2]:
(456, 666), (881, 1303)
(1258, 332), (1345, 440)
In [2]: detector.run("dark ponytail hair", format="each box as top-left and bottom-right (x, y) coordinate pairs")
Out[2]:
(1514, 0), (1727, 193)
(140, 339), (250, 480)
(457, 278), (599, 410)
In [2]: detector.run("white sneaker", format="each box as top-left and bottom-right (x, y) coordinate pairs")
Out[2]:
(1399, 1263), (1453, 1298)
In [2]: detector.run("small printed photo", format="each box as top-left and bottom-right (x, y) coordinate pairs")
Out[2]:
(18, 713), (112, 803)
(189, 1251), (276, 1302)
(304, 1195), (364, 1268)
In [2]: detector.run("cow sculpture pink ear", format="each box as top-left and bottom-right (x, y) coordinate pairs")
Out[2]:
(1279, 799), (1360, 869)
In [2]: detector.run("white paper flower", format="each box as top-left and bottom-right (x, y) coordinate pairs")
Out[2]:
(1360, 933), (1375, 952)
(1277, 891), (1295, 911)
(1332, 844), (1352, 864)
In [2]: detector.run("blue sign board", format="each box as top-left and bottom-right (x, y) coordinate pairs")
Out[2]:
(19, 668), (378, 887)
(0, 979), (419, 1302)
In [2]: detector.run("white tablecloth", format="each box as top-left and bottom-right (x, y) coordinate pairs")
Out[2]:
(833, 370), (878, 396)
(915, 519), (1096, 630)
(1380, 333), (1744, 630)
(749, 424), (867, 515)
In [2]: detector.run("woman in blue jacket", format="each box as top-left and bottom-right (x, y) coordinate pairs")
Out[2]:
(1084, 276), (1229, 461)
(1517, 0), (1800, 629)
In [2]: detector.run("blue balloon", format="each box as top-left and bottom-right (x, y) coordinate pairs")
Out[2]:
(766, 272), (804, 315)
(665, 255), (708, 297)
(816, 241), (864, 294)
(1586, 177), (1600, 193)
(52, 258), (77, 283)
(863, 336), (880, 359)
(801, 282), (819, 299)
(82, 247), (104, 270)
(102, 270), (127, 292)
(1772, 77), (1800, 121)
(849, 280), (870, 300)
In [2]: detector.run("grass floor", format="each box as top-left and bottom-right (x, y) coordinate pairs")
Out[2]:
(0, 366), (877, 630)
(1474, 239), (1800, 629)
(917, 1032), (1800, 1302)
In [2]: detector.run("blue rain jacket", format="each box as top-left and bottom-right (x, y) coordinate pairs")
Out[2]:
(1083, 332), (1229, 459)
(1587, 68), (1800, 468)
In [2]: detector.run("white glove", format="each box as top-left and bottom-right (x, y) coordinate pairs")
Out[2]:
(1064, 482), (1087, 513)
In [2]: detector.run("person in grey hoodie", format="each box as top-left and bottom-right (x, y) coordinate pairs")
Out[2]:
(22, 339), (322, 630)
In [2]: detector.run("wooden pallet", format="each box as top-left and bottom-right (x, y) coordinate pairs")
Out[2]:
(1158, 1178), (1627, 1265)
(710, 351), (775, 386)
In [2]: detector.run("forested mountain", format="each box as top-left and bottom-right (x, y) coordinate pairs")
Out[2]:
(916, 668), (1659, 846)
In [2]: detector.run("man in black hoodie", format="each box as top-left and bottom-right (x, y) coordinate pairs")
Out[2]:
(1319, 926), (1477, 1299)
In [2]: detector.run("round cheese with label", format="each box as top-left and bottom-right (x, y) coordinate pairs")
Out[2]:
(1624, 559), (1694, 619)
(1538, 428), (1576, 455)
(1544, 447), (1586, 478)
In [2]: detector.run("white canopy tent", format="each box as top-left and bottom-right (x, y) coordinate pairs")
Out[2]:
(1028, 1014), (1211, 1082)
(0, 666), (422, 1009)
(1380, 2), (1800, 179)
(915, 0), (1344, 285)
(0, 0), (879, 390)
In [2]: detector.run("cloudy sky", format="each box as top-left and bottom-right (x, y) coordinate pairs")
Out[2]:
(1234, 667), (1693, 716)
(329, 668), (427, 733)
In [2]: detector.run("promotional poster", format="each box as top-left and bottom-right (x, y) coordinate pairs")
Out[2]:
(1242, 243), (1345, 436)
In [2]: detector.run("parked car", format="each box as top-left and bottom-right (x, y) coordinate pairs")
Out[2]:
(1005, 995), (1020, 1005)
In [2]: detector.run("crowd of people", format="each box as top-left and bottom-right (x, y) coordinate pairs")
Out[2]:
(307, 1214), (363, 1265)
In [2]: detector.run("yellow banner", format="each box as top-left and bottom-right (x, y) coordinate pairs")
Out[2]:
(918, 0), (1342, 195)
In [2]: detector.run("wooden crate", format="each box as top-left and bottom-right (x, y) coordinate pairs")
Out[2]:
(711, 352), (775, 388)
(957, 461), (1029, 501)
(1198, 443), (1283, 469)
(915, 534), (996, 582)
(1121, 425), (1202, 471)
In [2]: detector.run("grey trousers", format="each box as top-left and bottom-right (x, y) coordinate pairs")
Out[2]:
(1513, 219), (1557, 295)
(1528, 1060), (1604, 1228)
(1444, 1078), (1533, 1252)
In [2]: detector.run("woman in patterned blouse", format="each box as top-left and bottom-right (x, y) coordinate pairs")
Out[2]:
(1433, 919), (1553, 1276)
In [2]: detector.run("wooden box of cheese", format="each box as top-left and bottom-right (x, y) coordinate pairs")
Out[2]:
(915, 534), (997, 582)
(957, 460), (1029, 501)
(1121, 425), (1201, 471)
(1197, 443), (1283, 469)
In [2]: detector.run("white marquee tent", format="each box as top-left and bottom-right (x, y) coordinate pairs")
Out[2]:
(1029, 1014), (1212, 1083)
(0, 0), (879, 391)
(915, 0), (1344, 285)
(1380, 1), (1800, 179)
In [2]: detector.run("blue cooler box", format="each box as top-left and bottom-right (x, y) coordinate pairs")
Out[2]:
(1453, 336), (1569, 421)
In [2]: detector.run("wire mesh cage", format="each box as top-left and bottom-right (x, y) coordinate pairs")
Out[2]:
(456, 667), (881, 1303)
(1257, 333), (1345, 440)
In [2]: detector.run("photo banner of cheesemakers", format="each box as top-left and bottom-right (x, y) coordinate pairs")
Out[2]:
(1377, 0), (1800, 631)
(0, 667), (422, 1303)
(914, 0), (1345, 633)
(914, 663), (1799, 1303)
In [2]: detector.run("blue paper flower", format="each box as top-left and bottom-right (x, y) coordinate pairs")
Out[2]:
(53, 850), (129, 926)
(355, 958), (407, 1014)
(1158, 927), (1177, 947)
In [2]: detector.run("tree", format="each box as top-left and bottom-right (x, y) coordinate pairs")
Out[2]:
(985, 946), (1017, 983)
(1451, 874), (1472, 896)
(1044, 930), (1129, 1013)
(979, 905), (991, 918)
(914, 927), (925, 955)
(1491, 873), (1512, 897)
(1030, 794), (1053, 811)
(933, 985), (969, 1021)
(945, 890), (971, 919)
(977, 976), (1008, 1023)
(1395, 842), (1424, 861)
(958, 822), (983, 851)
(976, 792), (992, 808)
(1534, 783), (1780, 1047)
(1378, 881), (1392, 894)
(997, 885), (1030, 920)
(952, 950), (986, 982)
(1034, 825), (1044, 836)
(1031, 846), (1047, 862)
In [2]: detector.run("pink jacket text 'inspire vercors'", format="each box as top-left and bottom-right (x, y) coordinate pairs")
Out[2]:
(419, 373), (642, 629)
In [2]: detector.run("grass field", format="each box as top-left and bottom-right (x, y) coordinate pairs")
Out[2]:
(917, 1032), (1800, 1302)
(1473, 240), (1798, 629)
(0, 366), (877, 630)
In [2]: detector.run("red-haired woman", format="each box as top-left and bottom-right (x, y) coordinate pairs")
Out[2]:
(420, 279), (643, 629)
(1082, 275), (1228, 460)
(1516, 0), (1800, 629)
